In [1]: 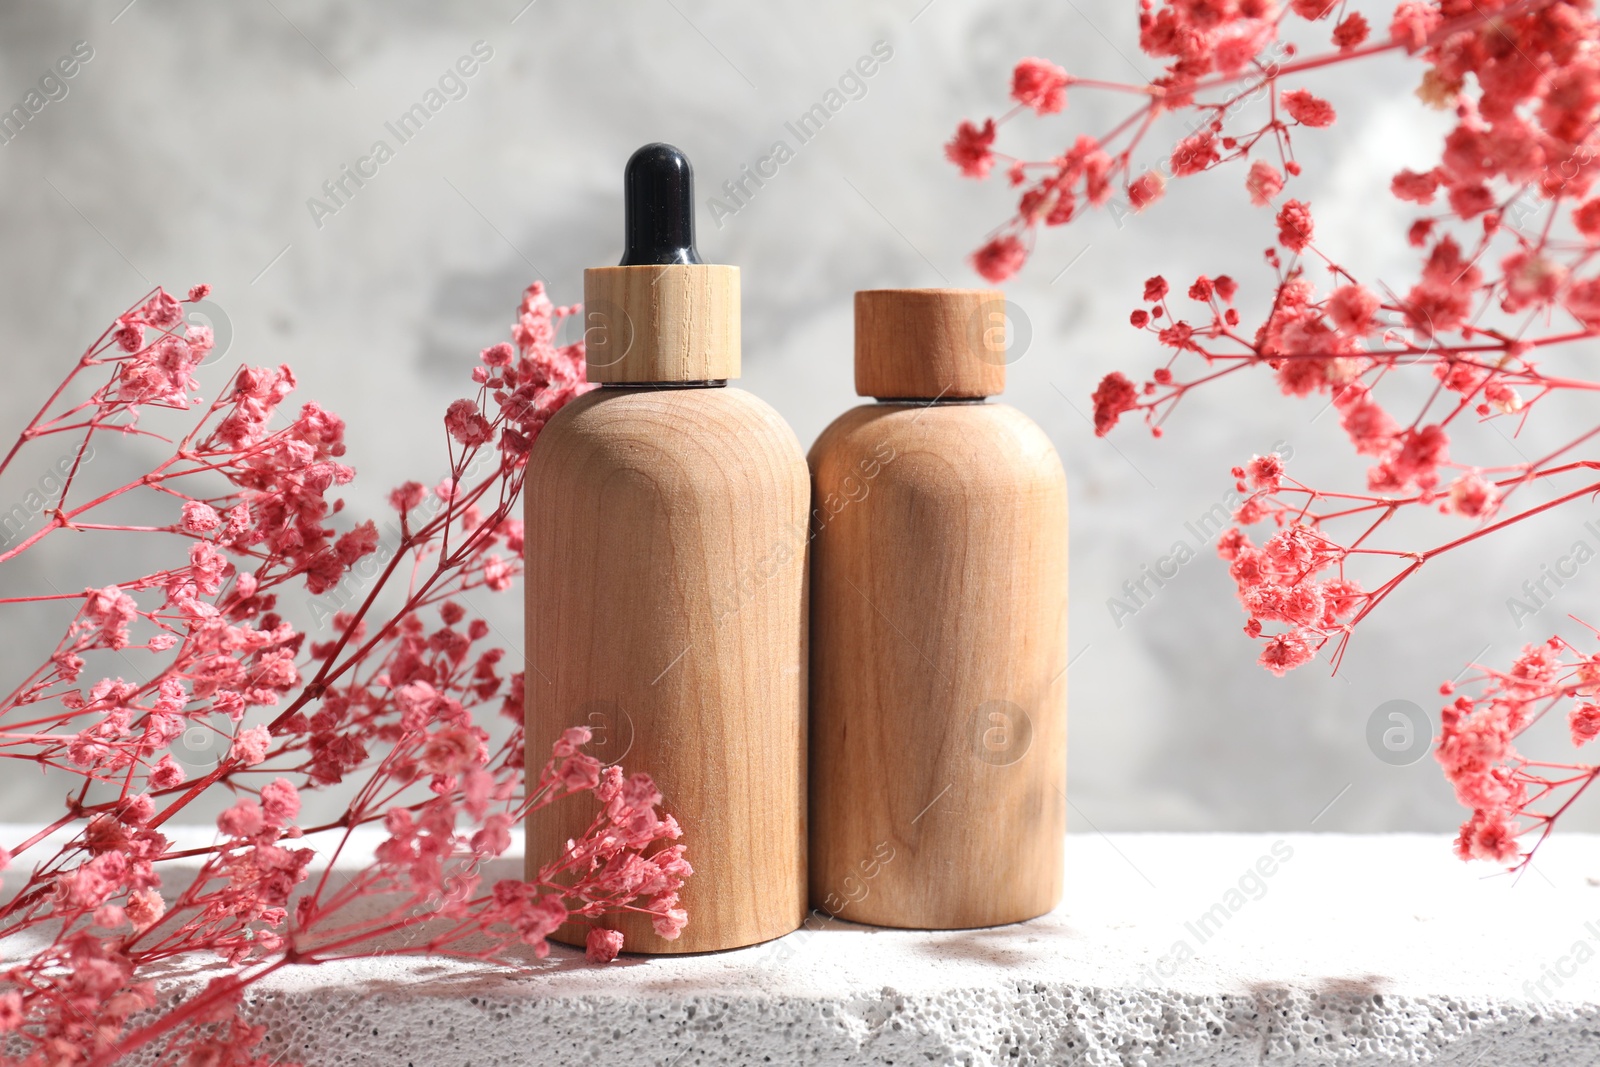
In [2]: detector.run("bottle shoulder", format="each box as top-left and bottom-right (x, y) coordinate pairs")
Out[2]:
(809, 401), (1063, 489)
(530, 386), (807, 483)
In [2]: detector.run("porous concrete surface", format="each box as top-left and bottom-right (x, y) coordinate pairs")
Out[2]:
(9, 831), (1598, 1065)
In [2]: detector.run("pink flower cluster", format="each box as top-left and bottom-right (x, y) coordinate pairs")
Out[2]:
(1433, 636), (1600, 869)
(1214, 513), (1365, 676)
(471, 281), (591, 456)
(949, 0), (1600, 863)
(538, 761), (693, 952)
(111, 287), (214, 407)
(0, 285), (677, 1066)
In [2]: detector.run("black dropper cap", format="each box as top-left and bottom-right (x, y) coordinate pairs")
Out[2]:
(619, 142), (703, 266)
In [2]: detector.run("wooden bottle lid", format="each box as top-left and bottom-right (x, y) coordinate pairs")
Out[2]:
(855, 288), (1007, 400)
(583, 264), (740, 384)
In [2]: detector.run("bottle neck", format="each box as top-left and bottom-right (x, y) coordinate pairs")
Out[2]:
(600, 380), (730, 391)
(870, 396), (989, 405)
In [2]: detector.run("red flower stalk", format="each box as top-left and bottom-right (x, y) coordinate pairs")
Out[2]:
(948, 0), (1600, 867)
(0, 282), (690, 1065)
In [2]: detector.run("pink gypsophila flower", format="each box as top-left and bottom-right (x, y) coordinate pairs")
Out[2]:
(260, 778), (300, 826)
(1576, 199), (1600, 240)
(419, 726), (482, 776)
(1389, 0), (1441, 52)
(1447, 472), (1499, 519)
(84, 586), (138, 650)
(389, 481), (427, 513)
(1091, 372), (1140, 436)
(971, 235), (1027, 283)
(1011, 58), (1070, 114)
(946, 119), (998, 179)
(1333, 12), (1369, 48)
(125, 887), (165, 931)
(445, 400), (495, 448)
(1282, 89), (1336, 127)
(1276, 200), (1314, 253)
(1391, 168), (1440, 204)
(149, 754), (186, 790)
(586, 927), (625, 963)
(181, 501), (222, 533)
(1213, 20), (1276, 75)
(1327, 285), (1379, 332)
(218, 800), (265, 839)
(1259, 630), (1316, 675)
(1501, 252), (1567, 312)
(1247, 160), (1284, 206)
(1570, 703), (1600, 746)
(1247, 452), (1285, 491)
(651, 899), (689, 940)
(1171, 132), (1220, 176)
(231, 726), (271, 766)
(1128, 170), (1166, 210)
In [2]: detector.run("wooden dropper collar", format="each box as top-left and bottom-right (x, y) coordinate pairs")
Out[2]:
(584, 143), (739, 384)
(855, 288), (1007, 400)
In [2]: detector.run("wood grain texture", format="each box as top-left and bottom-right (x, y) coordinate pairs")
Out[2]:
(808, 401), (1067, 929)
(583, 265), (740, 384)
(854, 289), (1007, 400)
(524, 385), (809, 953)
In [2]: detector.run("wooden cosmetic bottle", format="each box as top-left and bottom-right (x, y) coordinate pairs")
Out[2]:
(524, 144), (809, 953)
(808, 288), (1068, 929)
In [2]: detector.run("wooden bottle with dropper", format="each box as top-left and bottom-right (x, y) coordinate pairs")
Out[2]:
(809, 288), (1068, 929)
(524, 144), (809, 953)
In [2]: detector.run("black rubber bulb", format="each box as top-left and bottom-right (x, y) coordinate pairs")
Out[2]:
(619, 142), (703, 266)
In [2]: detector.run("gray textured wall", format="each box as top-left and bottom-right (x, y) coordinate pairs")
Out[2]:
(0, 0), (1589, 839)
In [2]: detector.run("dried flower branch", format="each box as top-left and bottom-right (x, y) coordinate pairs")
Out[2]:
(0, 282), (689, 1066)
(950, 0), (1600, 866)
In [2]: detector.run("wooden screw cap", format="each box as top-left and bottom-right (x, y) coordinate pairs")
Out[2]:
(854, 288), (1007, 399)
(583, 264), (740, 383)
